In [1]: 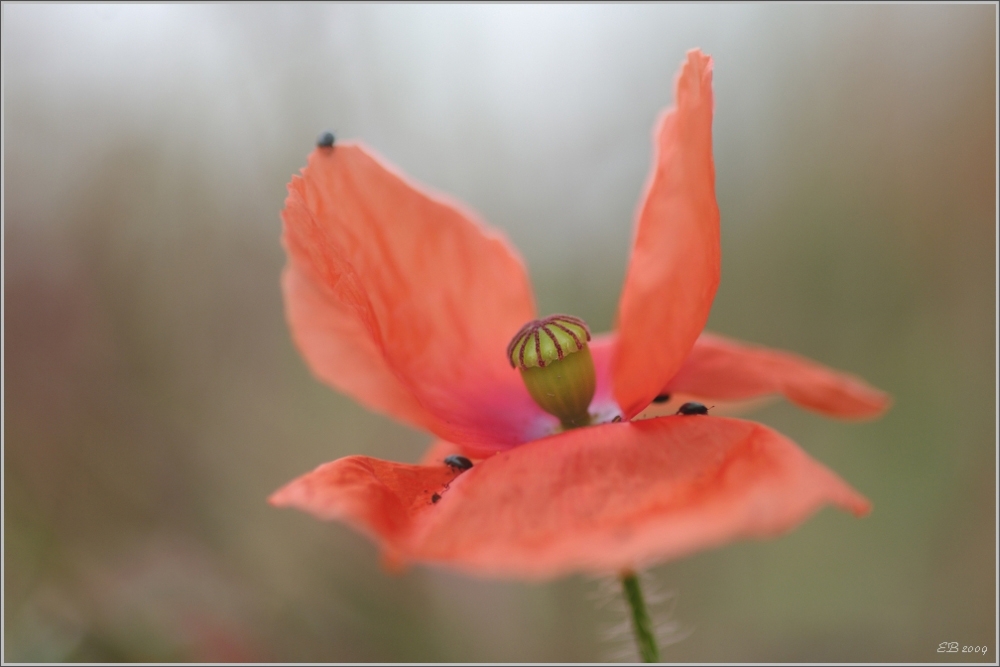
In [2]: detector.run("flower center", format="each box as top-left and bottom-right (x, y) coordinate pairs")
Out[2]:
(507, 315), (596, 429)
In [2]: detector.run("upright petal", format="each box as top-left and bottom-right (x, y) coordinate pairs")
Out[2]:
(663, 332), (891, 419)
(282, 144), (555, 449)
(271, 417), (870, 580)
(614, 49), (721, 420)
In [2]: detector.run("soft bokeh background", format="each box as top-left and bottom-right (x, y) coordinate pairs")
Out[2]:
(4, 3), (995, 662)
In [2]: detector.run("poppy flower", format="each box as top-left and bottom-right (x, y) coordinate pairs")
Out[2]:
(270, 49), (889, 580)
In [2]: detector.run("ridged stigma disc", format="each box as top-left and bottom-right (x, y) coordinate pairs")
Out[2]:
(506, 314), (591, 370)
(507, 315), (595, 429)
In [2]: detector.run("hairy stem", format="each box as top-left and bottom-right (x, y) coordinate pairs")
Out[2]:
(620, 571), (660, 663)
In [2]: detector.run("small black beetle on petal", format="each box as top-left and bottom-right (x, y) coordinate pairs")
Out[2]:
(316, 131), (335, 148)
(444, 455), (473, 471)
(677, 402), (709, 416)
(431, 493), (441, 504)
(652, 393), (671, 404)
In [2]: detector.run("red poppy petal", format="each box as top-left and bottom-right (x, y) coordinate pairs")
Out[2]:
(614, 49), (721, 420)
(271, 417), (869, 580)
(664, 332), (891, 419)
(269, 456), (460, 559)
(283, 265), (433, 431)
(282, 143), (554, 448)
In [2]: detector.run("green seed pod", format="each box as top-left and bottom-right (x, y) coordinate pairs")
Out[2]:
(507, 315), (596, 429)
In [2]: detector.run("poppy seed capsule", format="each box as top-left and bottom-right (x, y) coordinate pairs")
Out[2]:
(507, 314), (596, 430)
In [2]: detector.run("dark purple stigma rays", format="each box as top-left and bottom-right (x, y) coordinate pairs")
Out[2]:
(506, 315), (591, 369)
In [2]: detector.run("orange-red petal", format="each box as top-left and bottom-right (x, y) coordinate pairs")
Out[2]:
(270, 416), (870, 580)
(282, 143), (555, 449)
(614, 49), (721, 420)
(664, 332), (892, 420)
(268, 455), (462, 563)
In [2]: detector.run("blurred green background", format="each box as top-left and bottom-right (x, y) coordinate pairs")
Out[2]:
(4, 4), (995, 662)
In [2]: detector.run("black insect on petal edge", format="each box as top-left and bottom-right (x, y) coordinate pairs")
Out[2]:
(317, 131), (335, 148)
(444, 455), (473, 471)
(677, 402), (709, 416)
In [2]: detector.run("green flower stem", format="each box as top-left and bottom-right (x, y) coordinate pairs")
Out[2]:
(621, 571), (660, 663)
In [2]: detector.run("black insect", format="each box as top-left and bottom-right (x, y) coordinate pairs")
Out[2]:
(611, 415), (623, 423)
(652, 393), (671, 404)
(676, 402), (709, 416)
(316, 131), (336, 148)
(444, 455), (473, 472)
(431, 493), (441, 504)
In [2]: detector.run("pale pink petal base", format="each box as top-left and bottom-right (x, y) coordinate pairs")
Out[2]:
(589, 333), (625, 421)
(270, 416), (870, 580)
